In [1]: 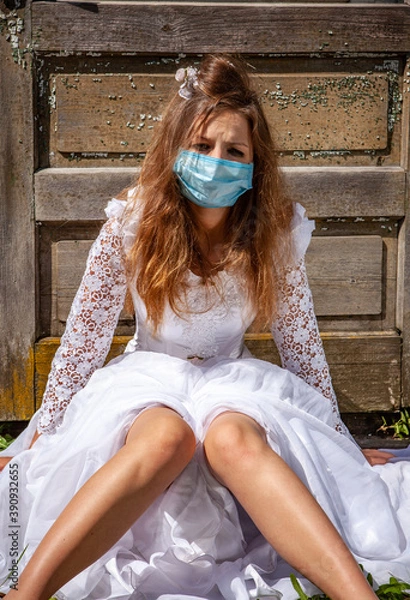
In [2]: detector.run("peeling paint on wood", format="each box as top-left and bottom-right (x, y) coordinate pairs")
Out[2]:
(50, 73), (389, 157)
(0, 7), (29, 67)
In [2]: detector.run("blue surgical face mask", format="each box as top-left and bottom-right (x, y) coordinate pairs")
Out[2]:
(173, 150), (253, 208)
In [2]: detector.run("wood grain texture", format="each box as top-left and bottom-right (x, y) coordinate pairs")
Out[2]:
(34, 336), (131, 411)
(35, 167), (137, 221)
(284, 166), (406, 218)
(34, 166), (406, 221)
(321, 334), (401, 412)
(399, 57), (410, 402)
(245, 333), (401, 412)
(0, 7), (35, 421)
(51, 72), (388, 155)
(35, 333), (401, 412)
(50, 235), (384, 327)
(51, 239), (133, 335)
(305, 236), (383, 316)
(31, 3), (410, 54)
(53, 74), (173, 154)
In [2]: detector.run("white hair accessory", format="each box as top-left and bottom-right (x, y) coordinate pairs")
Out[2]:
(175, 66), (199, 100)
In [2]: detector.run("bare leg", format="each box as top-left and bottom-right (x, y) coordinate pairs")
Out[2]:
(5, 407), (196, 600)
(204, 412), (377, 600)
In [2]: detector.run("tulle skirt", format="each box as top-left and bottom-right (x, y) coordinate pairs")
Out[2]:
(1, 350), (410, 599)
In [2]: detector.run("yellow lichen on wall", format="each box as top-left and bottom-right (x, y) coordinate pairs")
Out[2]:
(0, 348), (35, 421)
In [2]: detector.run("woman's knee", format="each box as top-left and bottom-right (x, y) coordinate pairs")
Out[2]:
(126, 407), (196, 468)
(155, 413), (196, 464)
(204, 412), (266, 477)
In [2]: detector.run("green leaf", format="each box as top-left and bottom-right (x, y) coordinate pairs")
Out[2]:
(0, 433), (14, 450)
(375, 575), (410, 599)
(0, 545), (29, 587)
(290, 571), (410, 600)
(290, 573), (310, 600)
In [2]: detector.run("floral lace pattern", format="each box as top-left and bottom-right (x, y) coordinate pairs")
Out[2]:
(175, 272), (247, 360)
(272, 258), (349, 435)
(37, 216), (128, 434)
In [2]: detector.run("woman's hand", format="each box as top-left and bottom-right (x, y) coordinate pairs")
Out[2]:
(0, 430), (42, 472)
(362, 448), (395, 466)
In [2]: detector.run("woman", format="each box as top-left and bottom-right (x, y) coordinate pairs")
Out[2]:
(0, 55), (407, 600)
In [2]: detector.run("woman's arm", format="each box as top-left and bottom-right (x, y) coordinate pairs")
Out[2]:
(271, 256), (349, 436)
(272, 256), (394, 465)
(37, 212), (128, 435)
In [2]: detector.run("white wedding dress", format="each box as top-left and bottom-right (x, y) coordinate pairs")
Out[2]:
(1, 198), (410, 600)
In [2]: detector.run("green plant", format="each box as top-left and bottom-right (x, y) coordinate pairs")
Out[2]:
(378, 409), (410, 439)
(0, 545), (28, 588)
(290, 571), (410, 599)
(375, 577), (410, 599)
(290, 573), (331, 599)
(0, 424), (15, 450)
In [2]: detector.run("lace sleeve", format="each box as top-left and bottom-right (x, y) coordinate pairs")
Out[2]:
(37, 214), (128, 434)
(271, 257), (350, 436)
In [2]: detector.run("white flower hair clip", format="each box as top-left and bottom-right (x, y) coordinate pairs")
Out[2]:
(175, 66), (199, 100)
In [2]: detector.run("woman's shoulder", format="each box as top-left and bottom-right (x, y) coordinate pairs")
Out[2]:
(290, 202), (315, 263)
(104, 197), (127, 219)
(104, 186), (140, 219)
(104, 186), (142, 253)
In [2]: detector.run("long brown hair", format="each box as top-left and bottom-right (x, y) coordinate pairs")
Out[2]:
(123, 55), (294, 332)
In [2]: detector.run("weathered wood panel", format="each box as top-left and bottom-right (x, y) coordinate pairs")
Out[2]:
(51, 73), (388, 155)
(34, 166), (406, 222)
(258, 74), (388, 152)
(321, 334), (401, 412)
(285, 167), (406, 218)
(49, 235), (382, 336)
(28, 3), (409, 423)
(35, 168), (136, 221)
(51, 240), (133, 335)
(0, 6), (35, 421)
(35, 333), (401, 413)
(34, 336), (132, 411)
(305, 236), (383, 316)
(31, 4), (410, 54)
(53, 74), (172, 155)
(315, 234), (398, 334)
(399, 57), (410, 402)
(245, 333), (401, 412)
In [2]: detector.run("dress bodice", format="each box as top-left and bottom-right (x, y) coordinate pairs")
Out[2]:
(127, 270), (254, 362)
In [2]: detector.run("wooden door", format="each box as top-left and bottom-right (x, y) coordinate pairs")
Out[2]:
(1, 1), (410, 421)
(0, 0), (34, 421)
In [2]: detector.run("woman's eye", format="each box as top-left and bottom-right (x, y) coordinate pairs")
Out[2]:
(191, 143), (210, 153)
(228, 147), (245, 158)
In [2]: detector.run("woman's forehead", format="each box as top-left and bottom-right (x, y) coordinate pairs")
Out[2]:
(191, 110), (251, 140)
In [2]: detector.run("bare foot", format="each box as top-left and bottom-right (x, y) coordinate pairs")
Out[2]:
(362, 448), (395, 466)
(0, 456), (12, 472)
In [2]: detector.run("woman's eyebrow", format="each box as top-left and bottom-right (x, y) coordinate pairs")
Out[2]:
(195, 134), (250, 148)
